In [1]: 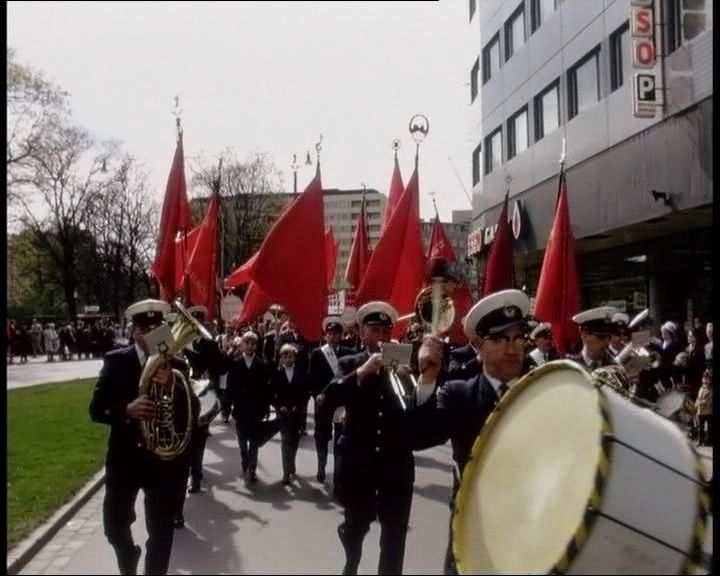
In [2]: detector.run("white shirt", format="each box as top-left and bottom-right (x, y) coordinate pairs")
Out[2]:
(283, 365), (295, 382)
(135, 343), (146, 367)
(483, 367), (515, 398)
(416, 378), (436, 406)
(243, 354), (255, 369)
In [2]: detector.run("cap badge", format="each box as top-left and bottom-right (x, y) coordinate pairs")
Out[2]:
(503, 306), (518, 318)
(379, 313), (388, 322)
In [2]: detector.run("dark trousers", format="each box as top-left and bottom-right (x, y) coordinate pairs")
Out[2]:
(314, 403), (333, 474)
(280, 414), (302, 476)
(698, 415), (712, 445)
(219, 389), (232, 421)
(235, 421), (260, 474)
(103, 467), (182, 575)
(338, 477), (413, 575)
(189, 425), (209, 483)
(443, 470), (461, 575)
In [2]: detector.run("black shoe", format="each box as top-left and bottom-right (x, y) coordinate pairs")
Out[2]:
(282, 474), (291, 485)
(173, 514), (185, 529)
(248, 472), (258, 483)
(317, 470), (326, 483)
(188, 481), (201, 493)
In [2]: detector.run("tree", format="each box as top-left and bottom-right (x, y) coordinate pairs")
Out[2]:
(7, 47), (69, 210)
(190, 150), (288, 278)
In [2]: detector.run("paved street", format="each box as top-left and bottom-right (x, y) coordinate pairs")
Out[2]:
(17, 418), (455, 575)
(7, 357), (104, 390)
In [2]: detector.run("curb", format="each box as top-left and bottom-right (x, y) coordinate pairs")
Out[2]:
(7, 469), (106, 575)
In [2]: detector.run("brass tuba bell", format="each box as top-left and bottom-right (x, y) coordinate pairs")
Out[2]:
(138, 300), (212, 460)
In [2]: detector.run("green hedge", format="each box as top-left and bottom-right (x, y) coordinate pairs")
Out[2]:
(8, 379), (108, 550)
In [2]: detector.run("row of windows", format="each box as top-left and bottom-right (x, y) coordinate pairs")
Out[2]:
(326, 211), (381, 222)
(473, 20), (631, 180)
(471, 0), (559, 101)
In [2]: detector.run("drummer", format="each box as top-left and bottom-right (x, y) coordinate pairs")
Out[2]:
(410, 289), (532, 574)
(566, 307), (620, 371)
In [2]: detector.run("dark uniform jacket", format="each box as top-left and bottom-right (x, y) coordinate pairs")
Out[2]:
(323, 351), (420, 491)
(447, 344), (481, 381)
(227, 355), (271, 423)
(308, 345), (354, 398)
(89, 346), (191, 474)
(566, 350), (618, 371)
(270, 365), (311, 414)
(185, 337), (226, 382)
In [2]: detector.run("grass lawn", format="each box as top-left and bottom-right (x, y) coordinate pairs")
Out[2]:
(8, 378), (108, 550)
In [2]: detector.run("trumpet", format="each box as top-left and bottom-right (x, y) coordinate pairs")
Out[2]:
(397, 279), (456, 337)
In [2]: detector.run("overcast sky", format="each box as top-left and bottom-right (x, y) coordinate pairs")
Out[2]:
(8, 0), (473, 221)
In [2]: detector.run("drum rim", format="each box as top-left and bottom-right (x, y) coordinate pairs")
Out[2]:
(452, 359), (614, 575)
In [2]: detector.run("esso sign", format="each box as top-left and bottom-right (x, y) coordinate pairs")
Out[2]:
(633, 39), (656, 68)
(631, 8), (653, 37)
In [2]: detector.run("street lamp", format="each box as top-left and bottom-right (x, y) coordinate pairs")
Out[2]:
(290, 135), (323, 195)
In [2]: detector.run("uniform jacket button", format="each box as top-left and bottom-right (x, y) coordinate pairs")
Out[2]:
(137, 442), (142, 448)
(377, 429), (382, 434)
(375, 446), (380, 452)
(378, 411), (383, 417)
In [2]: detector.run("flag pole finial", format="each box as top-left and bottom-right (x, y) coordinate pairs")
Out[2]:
(429, 191), (439, 219)
(409, 114), (429, 169)
(392, 139), (401, 160)
(172, 95), (183, 141)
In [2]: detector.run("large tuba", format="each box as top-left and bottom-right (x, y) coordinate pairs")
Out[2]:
(398, 280), (456, 337)
(138, 300), (212, 460)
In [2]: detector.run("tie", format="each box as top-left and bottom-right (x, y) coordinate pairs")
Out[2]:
(498, 383), (509, 399)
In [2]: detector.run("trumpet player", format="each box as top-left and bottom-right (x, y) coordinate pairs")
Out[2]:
(609, 312), (630, 357)
(566, 307), (620, 370)
(321, 301), (435, 576)
(89, 299), (188, 576)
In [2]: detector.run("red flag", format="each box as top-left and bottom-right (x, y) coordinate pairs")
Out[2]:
(152, 135), (193, 300)
(325, 228), (338, 290)
(185, 193), (220, 320)
(174, 225), (201, 294)
(427, 215), (458, 263)
(225, 251), (259, 289)
(481, 191), (514, 296)
(344, 195), (371, 289)
(251, 168), (327, 341)
(237, 281), (272, 326)
(383, 155), (404, 227)
(534, 171), (581, 354)
(447, 282), (474, 346)
(357, 166), (425, 333)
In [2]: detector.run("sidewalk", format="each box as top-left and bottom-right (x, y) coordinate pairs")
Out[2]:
(7, 357), (104, 390)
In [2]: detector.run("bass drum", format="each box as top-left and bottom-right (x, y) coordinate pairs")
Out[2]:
(452, 360), (710, 575)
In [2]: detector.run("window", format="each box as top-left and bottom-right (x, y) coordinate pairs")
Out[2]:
(484, 128), (503, 174)
(568, 49), (600, 119)
(482, 34), (501, 84)
(470, 58), (480, 102)
(469, 0), (476, 21)
(534, 80), (560, 141)
(507, 107), (528, 159)
(610, 22), (630, 92)
(472, 142), (482, 186)
(505, 4), (526, 61)
(531, 0), (557, 32)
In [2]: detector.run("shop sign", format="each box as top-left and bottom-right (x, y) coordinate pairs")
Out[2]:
(630, 0), (658, 117)
(469, 199), (526, 255)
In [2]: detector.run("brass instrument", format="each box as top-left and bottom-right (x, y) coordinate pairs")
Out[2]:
(138, 300), (212, 460)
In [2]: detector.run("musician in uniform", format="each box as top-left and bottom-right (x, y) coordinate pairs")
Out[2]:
(89, 299), (187, 576)
(411, 289), (532, 574)
(227, 330), (271, 483)
(609, 312), (630, 358)
(446, 331), (482, 381)
(181, 305), (225, 493)
(566, 307), (620, 370)
(309, 316), (353, 483)
(321, 301), (440, 576)
(527, 322), (558, 368)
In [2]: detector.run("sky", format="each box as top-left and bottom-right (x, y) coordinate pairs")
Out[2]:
(8, 0), (474, 222)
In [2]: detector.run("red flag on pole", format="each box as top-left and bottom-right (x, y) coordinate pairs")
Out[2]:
(356, 166), (425, 333)
(185, 193), (220, 320)
(325, 228), (338, 290)
(237, 281), (272, 326)
(383, 155), (404, 228)
(534, 171), (581, 354)
(427, 215), (458, 263)
(152, 135), (193, 301)
(344, 195), (371, 290)
(251, 167), (327, 341)
(174, 226), (201, 294)
(225, 251), (259, 289)
(481, 191), (514, 296)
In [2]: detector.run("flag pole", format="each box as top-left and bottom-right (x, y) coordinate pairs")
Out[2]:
(172, 96), (192, 307)
(215, 158), (223, 323)
(559, 136), (568, 351)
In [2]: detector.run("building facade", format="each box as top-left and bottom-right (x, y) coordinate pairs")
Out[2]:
(324, 188), (386, 291)
(466, 0), (712, 325)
